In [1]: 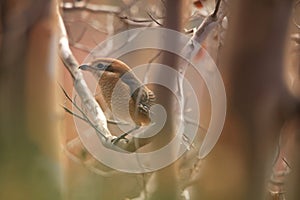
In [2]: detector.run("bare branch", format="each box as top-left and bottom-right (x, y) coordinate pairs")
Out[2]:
(191, 0), (227, 44)
(60, 1), (120, 14)
(57, 9), (120, 147)
(176, 0), (227, 160)
(64, 19), (108, 34)
(69, 42), (93, 53)
(119, 15), (164, 26)
(147, 12), (163, 26)
(61, 104), (88, 123)
(59, 84), (108, 139)
(61, 1), (158, 26)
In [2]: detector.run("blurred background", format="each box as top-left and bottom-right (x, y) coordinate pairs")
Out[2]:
(0, 0), (299, 199)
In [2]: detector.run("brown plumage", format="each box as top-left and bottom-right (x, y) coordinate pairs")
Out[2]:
(79, 58), (155, 126)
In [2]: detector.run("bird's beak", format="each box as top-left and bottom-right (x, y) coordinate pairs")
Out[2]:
(79, 64), (90, 70)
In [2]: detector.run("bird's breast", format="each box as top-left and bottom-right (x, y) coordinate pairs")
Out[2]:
(95, 73), (151, 125)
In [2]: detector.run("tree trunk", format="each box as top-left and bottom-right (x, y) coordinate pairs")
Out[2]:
(0, 1), (63, 199)
(148, 0), (188, 199)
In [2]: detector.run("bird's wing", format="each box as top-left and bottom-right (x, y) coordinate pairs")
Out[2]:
(133, 87), (156, 114)
(120, 70), (155, 114)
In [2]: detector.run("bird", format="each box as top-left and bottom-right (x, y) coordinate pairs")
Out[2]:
(79, 58), (156, 129)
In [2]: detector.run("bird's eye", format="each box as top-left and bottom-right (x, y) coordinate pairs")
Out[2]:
(96, 63), (106, 70)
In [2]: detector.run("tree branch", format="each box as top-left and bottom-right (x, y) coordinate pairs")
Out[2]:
(57, 8), (139, 152)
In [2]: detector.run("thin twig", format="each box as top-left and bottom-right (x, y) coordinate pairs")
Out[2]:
(282, 157), (292, 170)
(147, 12), (163, 26)
(69, 41), (93, 53)
(211, 0), (222, 18)
(64, 19), (108, 34)
(107, 119), (130, 125)
(59, 84), (107, 139)
(61, 104), (89, 122)
(70, 23), (87, 43)
(61, 2), (121, 14)
(184, 28), (195, 34)
(119, 15), (164, 26)
(191, 0), (227, 44)
(119, 15), (157, 23)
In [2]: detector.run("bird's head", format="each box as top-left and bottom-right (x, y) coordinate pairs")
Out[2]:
(79, 58), (142, 91)
(79, 58), (131, 77)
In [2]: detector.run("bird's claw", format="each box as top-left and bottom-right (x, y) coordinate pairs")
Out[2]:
(138, 104), (149, 114)
(111, 126), (140, 145)
(112, 134), (129, 144)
